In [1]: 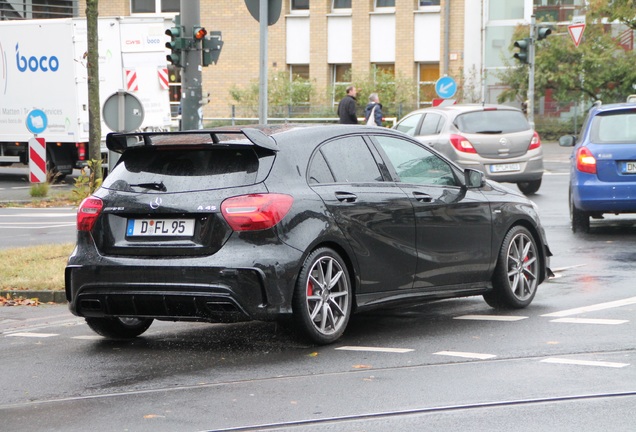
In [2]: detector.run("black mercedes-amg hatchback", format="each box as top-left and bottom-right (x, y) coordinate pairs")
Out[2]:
(65, 124), (551, 344)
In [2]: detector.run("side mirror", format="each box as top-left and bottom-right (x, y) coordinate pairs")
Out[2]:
(464, 169), (485, 188)
(559, 135), (576, 147)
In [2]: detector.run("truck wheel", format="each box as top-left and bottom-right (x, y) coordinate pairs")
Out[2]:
(85, 317), (153, 339)
(46, 151), (66, 183)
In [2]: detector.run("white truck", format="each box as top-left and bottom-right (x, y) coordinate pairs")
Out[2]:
(0, 16), (172, 178)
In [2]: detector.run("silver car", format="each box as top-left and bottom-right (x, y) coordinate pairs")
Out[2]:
(394, 104), (544, 195)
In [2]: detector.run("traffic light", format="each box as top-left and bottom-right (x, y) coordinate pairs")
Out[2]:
(513, 38), (530, 64)
(165, 15), (184, 66)
(537, 27), (552, 41)
(193, 26), (207, 41)
(202, 31), (224, 66)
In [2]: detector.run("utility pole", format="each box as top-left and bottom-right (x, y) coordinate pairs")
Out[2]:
(528, 15), (536, 128)
(180, 0), (203, 130)
(258, 0), (268, 124)
(512, 15), (551, 128)
(86, 0), (102, 179)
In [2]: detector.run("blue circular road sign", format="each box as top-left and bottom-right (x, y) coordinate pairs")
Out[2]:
(26, 109), (48, 134)
(435, 76), (457, 99)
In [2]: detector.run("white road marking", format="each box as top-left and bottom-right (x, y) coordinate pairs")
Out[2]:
(434, 351), (496, 360)
(72, 335), (104, 340)
(0, 223), (75, 229)
(6, 332), (58, 338)
(336, 346), (414, 353)
(454, 315), (528, 322)
(542, 296), (636, 318)
(541, 358), (629, 368)
(551, 318), (628, 325)
(0, 213), (75, 218)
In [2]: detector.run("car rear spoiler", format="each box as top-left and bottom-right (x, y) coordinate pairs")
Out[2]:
(105, 128), (279, 154)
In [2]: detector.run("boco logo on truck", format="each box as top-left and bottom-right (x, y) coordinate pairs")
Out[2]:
(15, 43), (59, 72)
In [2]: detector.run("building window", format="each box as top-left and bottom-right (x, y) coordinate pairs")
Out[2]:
(375, 0), (395, 10)
(332, 0), (351, 12)
(291, 0), (309, 13)
(418, 63), (439, 107)
(418, 0), (440, 7)
(131, 0), (179, 14)
(488, 0), (524, 20)
(289, 65), (311, 106)
(373, 63), (395, 78)
(1, 0), (77, 19)
(331, 64), (352, 106)
(290, 64), (310, 81)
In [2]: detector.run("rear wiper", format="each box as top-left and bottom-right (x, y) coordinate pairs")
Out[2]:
(129, 181), (167, 192)
(475, 130), (503, 134)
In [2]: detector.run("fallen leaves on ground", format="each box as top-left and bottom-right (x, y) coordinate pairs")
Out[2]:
(0, 295), (41, 306)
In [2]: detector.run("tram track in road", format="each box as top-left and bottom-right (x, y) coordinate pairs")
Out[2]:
(211, 390), (636, 431)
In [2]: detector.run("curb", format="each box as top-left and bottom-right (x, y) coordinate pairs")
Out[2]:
(1, 290), (67, 304)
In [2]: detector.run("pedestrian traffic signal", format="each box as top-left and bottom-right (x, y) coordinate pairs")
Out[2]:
(513, 38), (530, 64)
(165, 15), (184, 66)
(537, 27), (552, 41)
(202, 31), (224, 66)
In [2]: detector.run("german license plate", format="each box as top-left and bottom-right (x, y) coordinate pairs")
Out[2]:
(623, 161), (636, 174)
(126, 219), (195, 237)
(490, 163), (521, 173)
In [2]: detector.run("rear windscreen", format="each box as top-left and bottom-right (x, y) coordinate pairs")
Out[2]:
(103, 147), (260, 193)
(454, 110), (530, 134)
(590, 110), (636, 144)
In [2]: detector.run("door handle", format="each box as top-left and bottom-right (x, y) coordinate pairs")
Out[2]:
(412, 191), (432, 202)
(335, 191), (357, 203)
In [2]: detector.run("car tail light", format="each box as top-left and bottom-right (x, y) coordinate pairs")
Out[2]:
(76, 142), (86, 161)
(77, 197), (103, 231)
(528, 131), (541, 150)
(221, 194), (293, 231)
(576, 147), (597, 174)
(449, 134), (477, 153)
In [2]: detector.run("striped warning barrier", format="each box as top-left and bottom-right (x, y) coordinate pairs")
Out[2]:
(28, 137), (47, 183)
(125, 68), (138, 91)
(158, 67), (169, 90)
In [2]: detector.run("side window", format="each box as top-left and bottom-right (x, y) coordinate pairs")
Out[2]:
(419, 113), (443, 135)
(375, 136), (457, 186)
(395, 114), (423, 136)
(319, 136), (383, 183)
(308, 151), (335, 184)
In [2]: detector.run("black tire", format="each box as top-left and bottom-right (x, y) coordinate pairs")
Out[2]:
(484, 225), (539, 309)
(45, 151), (66, 183)
(517, 179), (541, 195)
(292, 248), (352, 345)
(570, 193), (590, 233)
(85, 317), (153, 339)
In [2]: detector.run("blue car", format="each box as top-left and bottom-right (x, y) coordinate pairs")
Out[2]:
(560, 102), (636, 232)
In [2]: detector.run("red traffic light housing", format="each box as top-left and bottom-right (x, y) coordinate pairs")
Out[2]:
(193, 26), (208, 41)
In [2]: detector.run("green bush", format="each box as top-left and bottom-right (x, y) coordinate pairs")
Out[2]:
(534, 115), (585, 141)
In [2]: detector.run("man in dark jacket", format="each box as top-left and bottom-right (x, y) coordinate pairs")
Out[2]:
(337, 86), (358, 124)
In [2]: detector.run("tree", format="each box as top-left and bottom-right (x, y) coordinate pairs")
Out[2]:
(588, 0), (636, 30)
(86, 0), (102, 181)
(498, 19), (636, 107)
